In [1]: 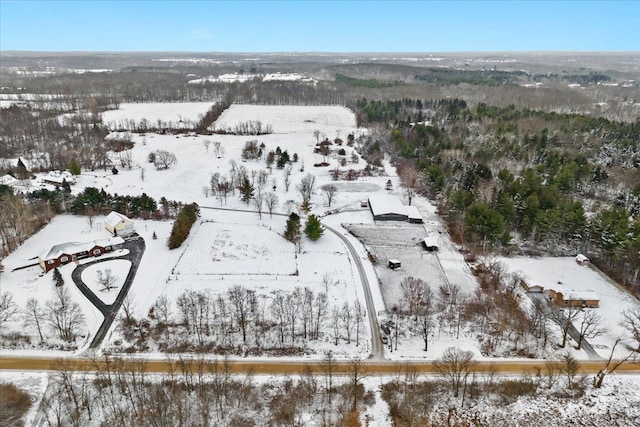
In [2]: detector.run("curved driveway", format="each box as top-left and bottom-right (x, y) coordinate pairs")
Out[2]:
(71, 235), (146, 348)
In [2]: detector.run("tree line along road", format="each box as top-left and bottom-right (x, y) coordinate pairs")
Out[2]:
(1, 356), (639, 375)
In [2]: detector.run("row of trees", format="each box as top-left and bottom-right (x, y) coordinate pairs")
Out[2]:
(115, 285), (365, 355)
(29, 351), (376, 427)
(167, 203), (199, 249)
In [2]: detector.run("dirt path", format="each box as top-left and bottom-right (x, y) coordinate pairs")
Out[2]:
(2, 356), (639, 375)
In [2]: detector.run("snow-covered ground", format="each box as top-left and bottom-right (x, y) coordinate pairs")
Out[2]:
(2, 104), (639, 367)
(101, 102), (215, 130)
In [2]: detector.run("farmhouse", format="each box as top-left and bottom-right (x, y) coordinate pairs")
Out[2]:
(549, 289), (600, 308)
(368, 195), (409, 221)
(405, 205), (424, 224)
(104, 211), (135, 236)
(41, 170), (76, 187)
(38, 237), (123, 272)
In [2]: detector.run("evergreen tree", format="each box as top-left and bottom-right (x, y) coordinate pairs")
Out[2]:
(52, 267), (64, 287)
(69, 158), (81, 176)
(238, 176), (255, 205)
(284, 213), (301, 244)
(304, 214), (324, 241)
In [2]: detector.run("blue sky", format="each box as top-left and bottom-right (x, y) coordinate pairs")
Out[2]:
(1, 1), (638, 52)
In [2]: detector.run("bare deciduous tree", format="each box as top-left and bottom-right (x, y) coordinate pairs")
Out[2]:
(253, 192), (264, 219)
(154, 150), (177, 170)
(296, 173), (316, 203)
(264, 192), (279, 218)
(228, 286), (256, 344)
(23, 297), (45, 342)
(96, 268), (118, 291)
(44, 286), (86, 343)
(322, 184), (338, 207)
(434, 347), (478, 398)
(401, 276), (430, 317)
(576, 310), (606, 350)
(0, 291), (19, 328)
(552, 303), (581, 348)
(594, 335), (637, 388)
(622, 306), (640, 352)
(282, 165), (292, 192)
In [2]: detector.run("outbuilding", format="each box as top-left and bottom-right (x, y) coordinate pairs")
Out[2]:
(576, 254), (589, 266)
(388, 259), (402, 270)
(422, 235), (439, 251)
(104, 211), (135, 236)
(549, 289), (599, 308)
(405, 205), (423, 224)
(368, 195), (409, 222)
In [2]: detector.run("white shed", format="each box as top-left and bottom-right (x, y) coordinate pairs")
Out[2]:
(104, 211), (135, 236)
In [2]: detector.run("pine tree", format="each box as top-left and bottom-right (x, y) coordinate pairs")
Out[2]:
(238, 176), (255, 205)
(52, 267), (64, 287)
(284, 213), (301, 244)
(69, 158), (81, 176)
(304, 214), (324, 241)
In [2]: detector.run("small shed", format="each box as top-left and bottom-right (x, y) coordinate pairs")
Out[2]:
(360, 199), (368, 208)
(422, 235), (439, 251)
(405, 205), (423, 224)
(388, 259), (401, 270)
(104, 211), (135, 236)
(576, 254), (589, 266)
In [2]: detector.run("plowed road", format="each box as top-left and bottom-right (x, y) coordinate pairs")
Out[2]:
(2, 356), (639, 375)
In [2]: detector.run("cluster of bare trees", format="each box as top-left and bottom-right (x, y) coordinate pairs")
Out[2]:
(1, 286), (86, 347)
(214, 120), (273, 135)
(119, 285), (365, 355)
(37, 352), (375, 427)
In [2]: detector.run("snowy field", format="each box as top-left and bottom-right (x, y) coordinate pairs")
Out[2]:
(101, 102), (215, 130)
(214, 104), (359, 134)
(174, 221), (296, 276)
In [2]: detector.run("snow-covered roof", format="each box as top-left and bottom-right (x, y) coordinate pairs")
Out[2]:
(405, 205), (422, 221)
(423, 235), (440, 248)
(39, 237), (123, 260)
(368, 195), (407, 217)
(41, 170), (75, 185)
(576, 254), (589, 262)
(558, 290), (600, 301)
(0, 174), (19, 186)
(104, 211), (132, 228)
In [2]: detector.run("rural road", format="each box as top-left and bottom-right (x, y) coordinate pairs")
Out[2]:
(70, 235), (146, 348)
(1, 355), (639, 375)
(323, 223), (384, 359)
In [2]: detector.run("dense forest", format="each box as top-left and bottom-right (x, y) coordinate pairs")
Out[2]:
(351, 97), (640, 296)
